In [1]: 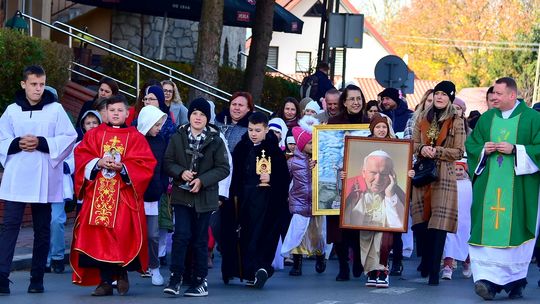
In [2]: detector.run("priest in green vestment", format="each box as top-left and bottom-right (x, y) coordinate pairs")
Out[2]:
(465, 77), (540, 301)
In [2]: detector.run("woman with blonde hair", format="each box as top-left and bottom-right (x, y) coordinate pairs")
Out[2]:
(403, 89), (434, 140)
(161, 80), (188, 126)
(410, 81), (465, 286)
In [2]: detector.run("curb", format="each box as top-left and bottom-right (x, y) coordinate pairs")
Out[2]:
(12, 252), (70, 272)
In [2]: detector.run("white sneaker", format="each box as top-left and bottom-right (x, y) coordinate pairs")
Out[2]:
(151, 268), (164, 286)
(441, 266), (453, 280)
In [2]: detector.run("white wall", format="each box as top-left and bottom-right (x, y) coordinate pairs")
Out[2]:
(269, 0), (391, 82)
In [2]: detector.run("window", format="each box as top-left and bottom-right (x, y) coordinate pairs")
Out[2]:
(295, 51), (311, 73)
(334, 49), (343, 76)
(267, 47), (279, 69)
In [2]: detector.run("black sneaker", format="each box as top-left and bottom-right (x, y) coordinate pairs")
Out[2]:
(253, 268), (268, 289)
(140, 269), (151, 278)
(508, 285), (524, 299)
(315, 255), (326, 274)
(0, 275), (11, 295)
(27, 277), (44, 293)
(389, 262), (403, 276)
(365, 271), (378, 287)
(184, 278), (208, 297)
(51, 259), (65, 274)
(474, 280), (496, 300)
(376, 270), (389, 288)
(163, 273), (182, 296)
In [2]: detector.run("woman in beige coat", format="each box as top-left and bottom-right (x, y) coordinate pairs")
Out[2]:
(410, 81), (465, 286)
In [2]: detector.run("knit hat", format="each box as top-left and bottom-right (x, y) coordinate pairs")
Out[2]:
(145, 85), (165, 106)
(455, 159), (468, 172)
(292, 116), (320, 152)
(369, 113), (390, 137)
(137, 105), (166, 136)
(305, 100), (322, 114)
(286, 135), (296, 144)
(299, 97), (313, 111)
(268, 117), (288, 148)
(453, 97), (466, 112)
(379, 88), (400, 104)
(433, 80), (456, 102)
(188, 98), (211, 120)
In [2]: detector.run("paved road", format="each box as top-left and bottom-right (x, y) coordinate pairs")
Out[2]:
(4, 256), (540, 303)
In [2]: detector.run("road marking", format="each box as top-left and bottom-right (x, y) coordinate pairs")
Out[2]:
(410, 278), (428, 283)
(370, 287), (415, 294)
(315, 301), (340, 304)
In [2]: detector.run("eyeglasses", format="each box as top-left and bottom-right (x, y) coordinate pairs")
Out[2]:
(346, 96), (363, 102)
(143, 97), (158, 102)
(163, 89), (174, 94)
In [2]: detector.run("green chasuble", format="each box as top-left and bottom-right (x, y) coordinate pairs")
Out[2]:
(465, 101), (540, 248)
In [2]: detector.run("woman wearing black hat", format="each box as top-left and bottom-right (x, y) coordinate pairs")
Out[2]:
(410, 80), (466, 286)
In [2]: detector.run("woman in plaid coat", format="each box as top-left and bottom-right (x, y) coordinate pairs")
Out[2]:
(410, 81), (466, 286)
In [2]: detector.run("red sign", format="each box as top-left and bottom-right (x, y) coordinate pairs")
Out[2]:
(237, 12), (250, 22)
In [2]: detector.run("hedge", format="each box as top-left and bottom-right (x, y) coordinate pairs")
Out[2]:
(0, 28), (73, 114)
(101, 55), (300, 114)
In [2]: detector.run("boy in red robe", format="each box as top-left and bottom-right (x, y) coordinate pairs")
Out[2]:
(70, 95), (156, 296)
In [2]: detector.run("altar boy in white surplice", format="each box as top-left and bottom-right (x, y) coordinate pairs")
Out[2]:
(0, 65), (77, 294)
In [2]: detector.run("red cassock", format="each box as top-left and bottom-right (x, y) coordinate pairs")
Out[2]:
(70, 124), (156, 286)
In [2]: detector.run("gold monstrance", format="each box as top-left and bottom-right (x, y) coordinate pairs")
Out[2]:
(426, 119), (440, 146)
(256, 149), (272, 187)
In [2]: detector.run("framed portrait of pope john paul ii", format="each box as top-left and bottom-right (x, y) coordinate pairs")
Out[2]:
(339, 136), (413, 232)
(311, 124), (371, 215)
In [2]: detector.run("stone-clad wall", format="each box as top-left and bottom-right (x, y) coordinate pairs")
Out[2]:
(111, 12), (246, 67)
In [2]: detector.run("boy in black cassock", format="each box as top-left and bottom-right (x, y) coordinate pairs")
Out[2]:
(223, 112), (289, 289)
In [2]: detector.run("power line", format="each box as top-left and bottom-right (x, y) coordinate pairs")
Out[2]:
(387, 34), (540, 47)
(388, 40), (538, 52)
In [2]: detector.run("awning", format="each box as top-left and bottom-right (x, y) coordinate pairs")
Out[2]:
(71, 0), (303, 34)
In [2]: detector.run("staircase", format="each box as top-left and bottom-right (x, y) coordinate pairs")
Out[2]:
(62, 81), (96, 118)
(19, 11), (273, 115)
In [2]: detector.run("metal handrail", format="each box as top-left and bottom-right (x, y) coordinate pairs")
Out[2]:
(239, 51), (301, 84)
(70, 69), (136, 98)
(71, 62), (136, 91)
(53, 20), (233, 98)
(21, 12), (273, 114)
(21, 12), (229, 103)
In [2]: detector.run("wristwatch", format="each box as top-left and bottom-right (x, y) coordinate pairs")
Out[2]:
(512, 145), (516, 154)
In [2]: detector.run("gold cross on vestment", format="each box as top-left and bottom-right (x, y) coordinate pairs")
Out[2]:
(490, 188), (506, 230)
(109, 136), (121, 147)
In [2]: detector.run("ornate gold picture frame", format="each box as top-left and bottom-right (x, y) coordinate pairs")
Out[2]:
(339, 136), (413, 232)
(311, 124), (370, 215)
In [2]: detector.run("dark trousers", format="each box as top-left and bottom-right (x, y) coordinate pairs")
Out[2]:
(170, 205), (211, 279)
(413, 222), (447, 284)
(392, 232), (403, 264)
(0, 201), (51, 279)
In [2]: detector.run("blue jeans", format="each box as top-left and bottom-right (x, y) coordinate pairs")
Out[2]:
(0, 201), (51, 279)
(146, 215), (159, 269)
(169, 205), (211, 279)
(47, 202), (66, 265)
